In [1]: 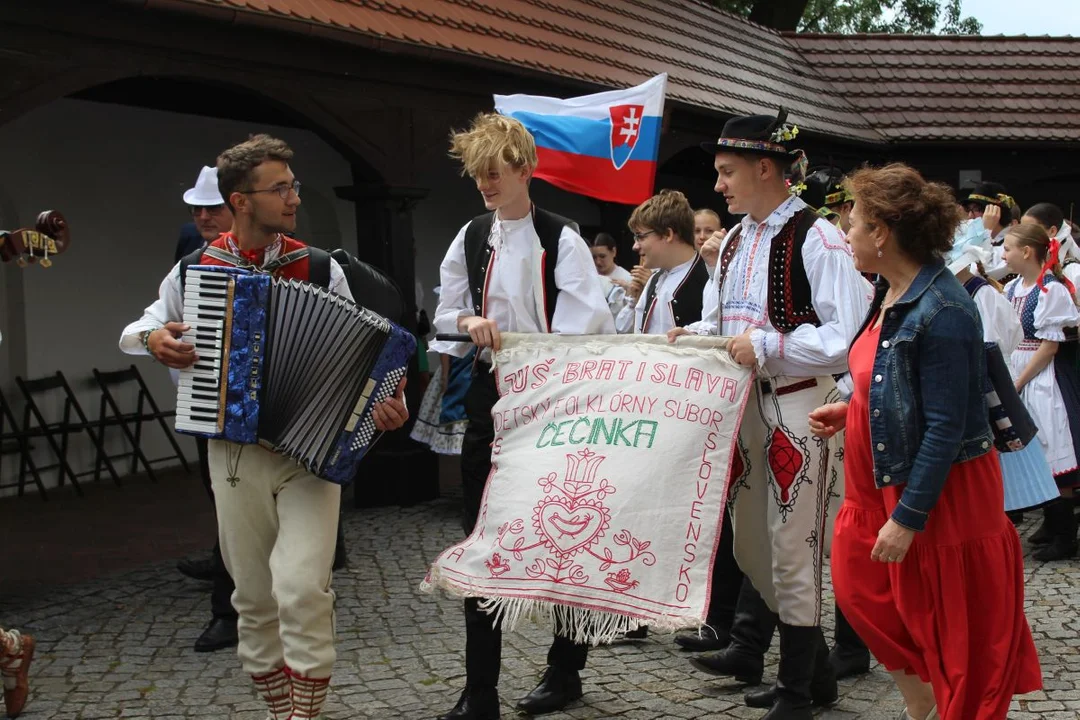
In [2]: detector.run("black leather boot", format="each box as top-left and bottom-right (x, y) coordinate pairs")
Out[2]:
(745, 626), (837, 709)
(688, 578), (776, 685)
(756, 623), (832, 720)
(515, 666), (582, 715)
(437, 686), (500, 720)
(1033, 497), (1079, 561)
(829, 605), (871, 679)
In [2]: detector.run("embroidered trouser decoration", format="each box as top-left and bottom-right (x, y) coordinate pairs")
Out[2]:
(286, 667), (330, 719)
(252, 667), (291, 720)
(1, 627), (34, 718)
(728, 376), (844, 627)
(209, 441), (340, 678)
(0, 628), (23, 689)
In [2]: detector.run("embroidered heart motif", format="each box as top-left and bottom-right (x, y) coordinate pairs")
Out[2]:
(533, 498), (610, 557)
(768, 428), (804, 504)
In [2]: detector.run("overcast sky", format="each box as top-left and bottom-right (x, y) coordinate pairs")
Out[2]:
(962, 0), (1079, 36)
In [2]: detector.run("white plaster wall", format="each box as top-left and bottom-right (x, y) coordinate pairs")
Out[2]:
(0, 98), (356, 496)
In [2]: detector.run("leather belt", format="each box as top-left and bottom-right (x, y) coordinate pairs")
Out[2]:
(759, 378), (818, 397)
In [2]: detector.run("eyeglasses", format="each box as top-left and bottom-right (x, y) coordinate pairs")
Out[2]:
(240, 180), (301, 200)
(632, 230), (660, 241)
(189, 204), (227, 216)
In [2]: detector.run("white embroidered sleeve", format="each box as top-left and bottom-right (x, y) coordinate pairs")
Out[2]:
(973, 285), (1022, 354)
(684, 277), (719, 336)
(1034, 282), (1080, 342)
(430, 225), (474, 357)
(551, 227), (617, 336)
(756, 220), (871, 376)
(119, 264), (184, 355)
(614, 290), (643, 334)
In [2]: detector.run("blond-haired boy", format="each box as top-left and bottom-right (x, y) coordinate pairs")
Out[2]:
(430, 113), (615, 720)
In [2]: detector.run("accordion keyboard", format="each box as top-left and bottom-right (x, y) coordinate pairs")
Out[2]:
(175, 268), (231, 434)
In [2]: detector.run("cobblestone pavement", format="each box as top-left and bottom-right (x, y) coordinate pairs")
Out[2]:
(2, 498), (1077, 719)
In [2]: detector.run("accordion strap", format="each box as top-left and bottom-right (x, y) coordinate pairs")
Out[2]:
(202, 245), (311, 273)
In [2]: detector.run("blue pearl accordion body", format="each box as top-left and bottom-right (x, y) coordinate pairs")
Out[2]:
(175, 265), (416, 484)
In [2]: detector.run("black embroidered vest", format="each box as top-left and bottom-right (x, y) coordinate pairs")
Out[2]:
(463, 207), (574, 330)
(717, 209), (821, 333)
(641, 252), (710, 331)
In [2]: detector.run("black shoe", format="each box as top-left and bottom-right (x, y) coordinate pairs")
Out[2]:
(623, 625), (648, 640)
(193, 616), (238, 653)
(438, 687), (500, 720)
(828, 645), (871, 679)
(515, 667), (582, 715)
(1005, 511), (1025, 527)
(177, 555), (216, 582)
(688, 646), (764, 685)
(675, 625), (729, 652)
(758, 624), (835, 720)
(745, 682), (838, 709)
(1033, 539), (1078, 561)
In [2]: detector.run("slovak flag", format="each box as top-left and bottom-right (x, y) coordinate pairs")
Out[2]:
(494, 74), (668, 205)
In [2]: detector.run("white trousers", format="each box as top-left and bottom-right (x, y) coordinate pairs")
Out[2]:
(729, 376), (843, 627)
(209, 440), (340, 677)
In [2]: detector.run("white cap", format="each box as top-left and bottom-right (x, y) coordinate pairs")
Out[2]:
(183, 166), (224, 206)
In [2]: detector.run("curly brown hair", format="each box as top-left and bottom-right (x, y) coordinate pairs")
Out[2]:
(844, 163), (963, 265)
(217, 134), (294, 212)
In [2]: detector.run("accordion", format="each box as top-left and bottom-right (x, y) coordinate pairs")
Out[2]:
(175, 265), (416, 484)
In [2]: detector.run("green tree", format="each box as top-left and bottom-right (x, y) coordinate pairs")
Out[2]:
(710, 0), (982, 34)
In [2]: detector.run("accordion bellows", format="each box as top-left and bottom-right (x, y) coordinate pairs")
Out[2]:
(176, 265), (415, 484)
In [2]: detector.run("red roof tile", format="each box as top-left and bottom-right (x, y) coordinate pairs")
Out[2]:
(154, 0), (1080, 144)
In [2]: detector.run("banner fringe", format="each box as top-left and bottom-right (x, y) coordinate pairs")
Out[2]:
(421, 569), (703, 645)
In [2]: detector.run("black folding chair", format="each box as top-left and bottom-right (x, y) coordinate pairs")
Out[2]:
(92, 365), (189, 482)
(16, 371), (121, 495)
(0, 387), (48, 499)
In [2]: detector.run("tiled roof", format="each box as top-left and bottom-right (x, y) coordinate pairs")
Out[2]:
(789, 34), (1080, 142)
(157, 0), (881, 142)
(153, 0), (1080, 144)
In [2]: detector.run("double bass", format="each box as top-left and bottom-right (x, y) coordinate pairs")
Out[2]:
(0, 211), (71, 267)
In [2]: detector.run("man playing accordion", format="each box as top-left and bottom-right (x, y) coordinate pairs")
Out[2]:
(120, 134), (408, 720)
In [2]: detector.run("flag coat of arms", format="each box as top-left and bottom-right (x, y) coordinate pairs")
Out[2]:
(494, 74), (668, 205)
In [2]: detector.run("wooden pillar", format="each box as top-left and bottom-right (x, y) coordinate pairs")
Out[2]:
(336, 176), (438, 508)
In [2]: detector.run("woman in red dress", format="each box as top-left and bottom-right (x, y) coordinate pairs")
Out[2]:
(809, 164), (1041, 720)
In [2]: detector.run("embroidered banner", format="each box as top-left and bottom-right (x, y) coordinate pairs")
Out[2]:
(421, 333), (754, 643)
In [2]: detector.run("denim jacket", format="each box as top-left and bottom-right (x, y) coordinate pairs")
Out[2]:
(855, 260), (994, 531)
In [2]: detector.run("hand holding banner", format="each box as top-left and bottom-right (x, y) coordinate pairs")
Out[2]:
(422, 333), (754, 644)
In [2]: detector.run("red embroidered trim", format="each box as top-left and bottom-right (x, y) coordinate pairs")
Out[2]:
(285, 667), (330, 720)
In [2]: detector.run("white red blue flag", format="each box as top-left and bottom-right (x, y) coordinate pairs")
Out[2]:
(494, 74), (668, 205)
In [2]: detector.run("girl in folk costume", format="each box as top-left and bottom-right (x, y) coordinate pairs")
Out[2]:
(1023, 203), (1080, 302)
(945, 240), (1060, 516)
(1002, 223), (1080, 561)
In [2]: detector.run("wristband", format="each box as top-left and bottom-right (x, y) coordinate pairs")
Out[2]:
(141, 330), (156, 360)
